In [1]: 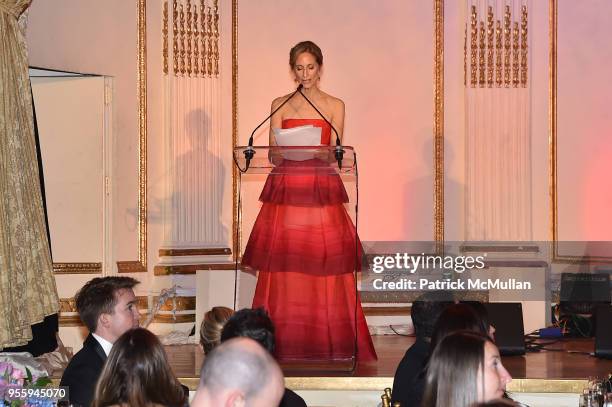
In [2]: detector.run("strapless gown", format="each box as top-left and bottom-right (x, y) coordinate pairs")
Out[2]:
(241, 118), (377, 362)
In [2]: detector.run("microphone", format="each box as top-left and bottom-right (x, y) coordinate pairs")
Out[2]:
(296, 87), (344, 169)
(243, 84), (304, 169)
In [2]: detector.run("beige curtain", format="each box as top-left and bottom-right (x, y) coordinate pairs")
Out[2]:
(0, 0), (59, 349)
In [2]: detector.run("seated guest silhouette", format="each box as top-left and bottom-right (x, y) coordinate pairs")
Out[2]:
(391, 293), (453, 406)
(429, 303), (490, 350)
(191, 337), (284, 407)
(92, 328), (186, 407)
(422, 331), (512, 407)
(221, 308), (307, 407)
(60, 277), (140, 407)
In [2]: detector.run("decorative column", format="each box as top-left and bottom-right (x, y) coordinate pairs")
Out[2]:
(161, 0), (226, 251)
(464, 0), (531, 240)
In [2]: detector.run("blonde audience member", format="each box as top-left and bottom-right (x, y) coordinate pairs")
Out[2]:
(199, 306), (234, 355)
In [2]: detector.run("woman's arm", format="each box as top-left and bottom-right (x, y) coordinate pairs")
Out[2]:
(331, 98), (345, 144)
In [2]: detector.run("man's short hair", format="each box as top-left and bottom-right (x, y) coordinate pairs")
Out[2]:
(76, 277), (139, 332)
(411, 292), (454, 339)
(220, 308), (275, 353)
(199, 338), (277, 402)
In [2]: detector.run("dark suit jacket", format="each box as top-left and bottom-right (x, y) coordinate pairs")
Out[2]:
(391, 337), (430, 407)
(60, 334), (107, 407)
(280, 388), (307, 407)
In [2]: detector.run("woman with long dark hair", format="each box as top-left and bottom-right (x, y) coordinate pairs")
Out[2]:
(422, 331), (512, 407)
(92, 328), (186, 407)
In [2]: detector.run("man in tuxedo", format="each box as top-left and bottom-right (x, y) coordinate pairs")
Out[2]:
(60, 277), (140, 407)
(191, 337), (284, 407)
(220, 308), (307, 407)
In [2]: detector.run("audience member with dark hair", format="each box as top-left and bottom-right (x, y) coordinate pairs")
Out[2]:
(462, 300), (496, 339)
(391, 292), (454, 406)
(60, 277), (140, 407)
(430, 303), (489, 350)
(199, 306), (234, 355)
(92, 328), (186, 407)
(221, 308), (307, 407)
(191, 337), (284, 407)
(422, 331), (512, 407)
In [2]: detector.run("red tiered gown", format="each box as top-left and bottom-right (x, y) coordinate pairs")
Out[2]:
(242, 118), (377, 362)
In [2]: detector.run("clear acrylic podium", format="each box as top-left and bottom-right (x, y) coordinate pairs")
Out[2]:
(233, 146), (361, 371)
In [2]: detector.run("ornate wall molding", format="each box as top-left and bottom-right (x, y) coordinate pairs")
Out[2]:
(59, 295), (196, 326)
(465, 2), (529, 89)
(434, 0), (444, 243)
(53, 262), (102, 274)
(164, 0), (219, 78)
(117, 0), (148, 273)
(549, 0), (612, 264)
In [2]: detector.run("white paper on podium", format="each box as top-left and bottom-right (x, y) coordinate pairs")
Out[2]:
(273, 125), (322, 161)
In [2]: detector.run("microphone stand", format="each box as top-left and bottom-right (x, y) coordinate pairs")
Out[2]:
(243, 84), (303, 170)
(296, 87), (344, 169)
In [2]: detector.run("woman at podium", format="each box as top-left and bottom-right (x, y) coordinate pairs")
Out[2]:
(242, 41), (376, 362)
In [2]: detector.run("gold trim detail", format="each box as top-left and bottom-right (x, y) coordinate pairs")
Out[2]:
(59, 296), (196, 326)
(60, 296), (195, 313)
(152, 314), (195, 323)
(158, 247), (232, 256)
(467, 4), (528, 89)
(520, 5), (528, 86)
(503, 6), (511, 87)
(434, 0), (444, 243)
(212, 0), (219, 76)
(470, 6), (477, 87)
(193, 2), (199, 75)
(496, 19), (503, 86)
(163, 0), (168, 75)
(117, 260), (147, 273)
(362, 306), (410, 317)
(199, 0), (208, 76)
(186, 0), (193, 76)
(154, 263), (237, 275)
(478, 20), (485, 86)
(206, 3), (213, 75)
(58, 316), (84, 327)
(173, 0), (179, 74)
(59, 298), (77, 313)
(512, 21), (520, 86)
(138, 0), (148, 270)
(53, 262), (102, 274)
(55, 376), (586, 393)
(486, 6), (494, 87)
(59, 314), (195, 326)
(281, 377), (587, 393)
(507, 379), (588, 394)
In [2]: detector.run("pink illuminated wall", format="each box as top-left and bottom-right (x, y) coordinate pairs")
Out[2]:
(557, 0), (612, 246)
(236, 1), (435, 241)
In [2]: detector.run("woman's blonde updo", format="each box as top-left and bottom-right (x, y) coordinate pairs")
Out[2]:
(199, 306), (234, 354)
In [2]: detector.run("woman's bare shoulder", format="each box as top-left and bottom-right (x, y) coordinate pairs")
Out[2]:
(320, 91), (344, 109)
(271, 93), (294, 109)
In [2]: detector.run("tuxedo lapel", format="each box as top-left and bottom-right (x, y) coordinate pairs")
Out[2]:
(84, 334), (107, 363)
